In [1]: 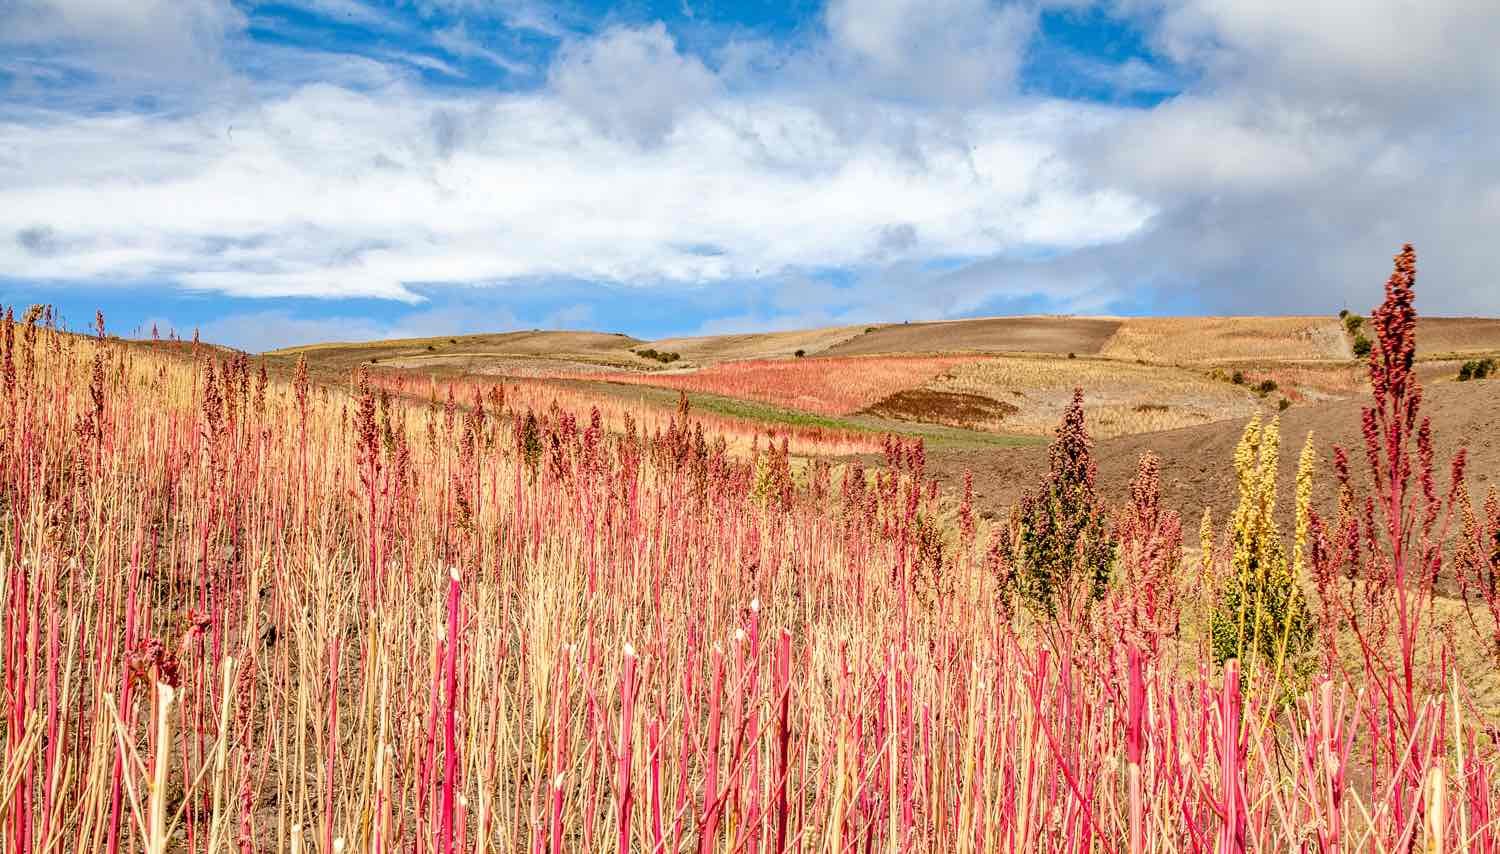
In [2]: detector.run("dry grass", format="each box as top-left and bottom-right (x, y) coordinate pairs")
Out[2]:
(820, 316), (1120, 356)
(267, 330), (648, 372)
(1101, 317), (1351, 363)
(376, 354), (634, 377)
(926, 355), (1265, 437)
(646, 324), (873, 363)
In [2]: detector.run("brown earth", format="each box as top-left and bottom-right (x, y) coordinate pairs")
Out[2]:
(1416, 317), (1500, 356)
(918, 375), (1500, 527)
(862, 388), (1020, 429)
(821, 317), (1121, 357)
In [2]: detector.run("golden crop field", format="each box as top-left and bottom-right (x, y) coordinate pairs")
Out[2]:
(920, 355), (1265, 437)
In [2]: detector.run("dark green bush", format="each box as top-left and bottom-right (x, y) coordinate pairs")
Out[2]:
(1352, 334), (1372, 358)
(1459, 358), (1497, 381)
(1255, 379), (1278, 395)
(634, 348), (681, 364)
(1231, 370), (1245, 385)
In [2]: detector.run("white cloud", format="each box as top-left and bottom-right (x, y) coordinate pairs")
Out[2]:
(0, 56), (1149, 302)
(431, 23), (530, 74)
(547, 23), (721, 146)
(5, 0), (1500, 323)
(824, 0), (1035, 103)
(2, 0), (246, 83)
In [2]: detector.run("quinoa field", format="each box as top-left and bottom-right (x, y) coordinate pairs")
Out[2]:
(0, 247), (1497, 854)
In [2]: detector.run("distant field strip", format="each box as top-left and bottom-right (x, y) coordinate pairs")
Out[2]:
(1100, 317), (1350, 362)
(921, 355), (1264, 437)
(571, 354), (987, 415)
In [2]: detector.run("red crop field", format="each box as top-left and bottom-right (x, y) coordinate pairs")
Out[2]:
(575, 354), (982, 415)
(2, 246), (1499, 853)
(364, 370), (890, 459)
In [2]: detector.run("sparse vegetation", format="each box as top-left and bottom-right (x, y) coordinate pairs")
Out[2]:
(1459, 356), (1497, 380)
(633, 347), (681, 364)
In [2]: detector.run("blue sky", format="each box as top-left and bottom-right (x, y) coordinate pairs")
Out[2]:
(3, 0), (1499, 350)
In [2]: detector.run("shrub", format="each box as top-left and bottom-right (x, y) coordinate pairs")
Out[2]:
(1338, 308), (1349, 319)
(1231, 370), (1245, 385)
(1278, 397), (1291, 411)
(1255, 379), (1278, 395)
(794, 349), (805, 358)
(1351, 334), (1372, 357)
(1458, 357), (1497, 381)
(634, 348), (682, 364)
(1067, 352), (1076, 359)
(1342, 314), (1364, 336)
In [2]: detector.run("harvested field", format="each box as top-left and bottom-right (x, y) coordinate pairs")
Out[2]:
(862, 388), (1019, 428)
(819, 316), (1120, 356)
(922, 355), (1264, 437)
(919, 372), (1500, 531)
(1416, 316), (1500, 355)
(1100, 316), (1350, 362)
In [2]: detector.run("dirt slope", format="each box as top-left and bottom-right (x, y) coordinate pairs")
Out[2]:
(1417, 317), (1500, 356)
(920, 376), (1500, 525)
(821, 317), (1121, 356)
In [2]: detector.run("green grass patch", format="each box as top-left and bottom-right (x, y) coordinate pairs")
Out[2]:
(563, 379), (1040, 450)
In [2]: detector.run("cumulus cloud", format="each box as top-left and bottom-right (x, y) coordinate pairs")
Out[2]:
(547, 23), (720, 146)
(824, 0), (1035, 103)
(0, 75), (1148, 302)
(2, 0), (246, 84)
(3, 0), (1499, 329)
(929, 0), (1500, 315)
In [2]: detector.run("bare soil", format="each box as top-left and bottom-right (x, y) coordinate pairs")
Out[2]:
(862, 388), (1019, 429)
(1416, 317), (1500, 356)
(917, 376), (1500, 526)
